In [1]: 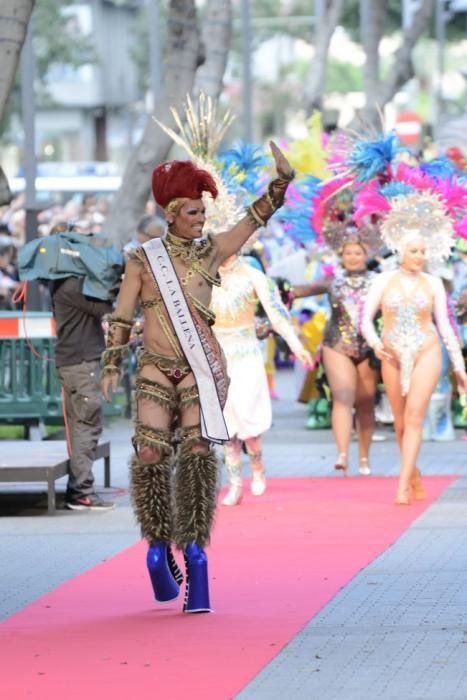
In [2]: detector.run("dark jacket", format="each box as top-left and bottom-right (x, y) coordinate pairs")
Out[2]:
(52, 276), (112, 368)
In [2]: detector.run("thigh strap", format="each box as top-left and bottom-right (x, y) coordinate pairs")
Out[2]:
(133, 422), (173, 456)
(135, 376), (178, 411)
(178, 424), (205, 447)
(177, 384), (199, 409)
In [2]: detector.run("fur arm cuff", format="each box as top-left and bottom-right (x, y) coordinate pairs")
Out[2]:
(102, 316), (133, 375)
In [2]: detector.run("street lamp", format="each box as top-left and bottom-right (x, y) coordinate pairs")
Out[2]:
(20, 16), (40, 311)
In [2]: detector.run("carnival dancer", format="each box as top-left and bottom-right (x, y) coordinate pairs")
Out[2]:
(294, 235), (378, 475)
(212, 255), (312, 506)
(360, 192), (467, 504)
(101, 142), (295, 612)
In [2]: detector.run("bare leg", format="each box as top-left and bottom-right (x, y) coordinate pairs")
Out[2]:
(323, 347), (357, 471)
(245, 435), (266, 495)
(381, 357), (406, 449)
(382, 346), (441, 502)
(355, 358), (378, 471)
(222, 437), (243, 506)
(381, 357), (407, 501)
(174, 375), (218, 550)
(399, 345), (441, 492)
(133, 365), (175, 544)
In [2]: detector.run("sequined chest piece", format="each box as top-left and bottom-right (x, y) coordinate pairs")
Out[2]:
(382, 275), (433, 395)
(325, 272), (371, 358)
(384, 291), (430, 346)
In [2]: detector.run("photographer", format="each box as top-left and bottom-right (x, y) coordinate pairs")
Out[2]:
(52, 274), (116, 510)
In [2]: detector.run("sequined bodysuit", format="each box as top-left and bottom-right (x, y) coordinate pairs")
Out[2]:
(361, 270), (465, 395)
(211, 257), (303, 439)
(323, 270), (374, 363)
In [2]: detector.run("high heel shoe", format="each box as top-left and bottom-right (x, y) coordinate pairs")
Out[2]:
(251, 469), (266, 496)
(395, 487), (411, 505)
(334, 453), (348, 475)
(411, 467), (426, 500)
(183, 544), (212, 613)
(147, 543), (183, 603)
(359, 457), (371, 476)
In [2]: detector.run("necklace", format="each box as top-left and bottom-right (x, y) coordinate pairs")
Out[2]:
(165, 232), (198, 263)
(163, 233), (220, 288)
(342, 270), (367, 289)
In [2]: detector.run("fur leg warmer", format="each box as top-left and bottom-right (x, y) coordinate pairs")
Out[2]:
(130, 455), (173, 544)
(174, 445), (219, 550)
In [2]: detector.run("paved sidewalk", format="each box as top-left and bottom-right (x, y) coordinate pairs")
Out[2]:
(0, 369), (466, 699)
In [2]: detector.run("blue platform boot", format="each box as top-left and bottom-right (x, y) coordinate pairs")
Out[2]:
(147, 543), (183, 603)
(183, 544), (212, 613)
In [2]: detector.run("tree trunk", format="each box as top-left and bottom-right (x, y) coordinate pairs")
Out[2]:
(105, 0), (203, 246)
(0, 166), (12, 206)
(0, 0), (35, 125)
(304, 0), (345, 114)
(361, 0), (387, 103)
(193, 0), (231, 99)
(358, 0), (435, 125)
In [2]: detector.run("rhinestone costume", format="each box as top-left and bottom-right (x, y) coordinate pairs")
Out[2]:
(361, 270), (465, 395)
(323, 270), (374, 362)
(211, 257), (303, 439)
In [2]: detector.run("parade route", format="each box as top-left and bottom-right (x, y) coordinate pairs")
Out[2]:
(1, 370), (466, 699)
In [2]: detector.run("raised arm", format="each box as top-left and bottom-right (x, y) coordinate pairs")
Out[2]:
(214, 142), (295, 264)
(431, 275), (467, 392)
(101, 257), (142, 401)
(251, 267), (312, 365)
(360, 272), (388, 355)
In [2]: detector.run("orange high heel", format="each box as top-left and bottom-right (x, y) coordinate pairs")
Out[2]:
(395, 487), (411, 505)
(411, 468), (426, 500)
(335, 453), (348, 476)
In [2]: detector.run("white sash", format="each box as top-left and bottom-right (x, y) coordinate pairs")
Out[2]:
(142, 238), (229, 443)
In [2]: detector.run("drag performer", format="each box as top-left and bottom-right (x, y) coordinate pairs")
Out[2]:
(212, 255), (312, 506)
(101, 142), (295, 612)
(294, 236), (378, 476)
(360, 192), (467, 504)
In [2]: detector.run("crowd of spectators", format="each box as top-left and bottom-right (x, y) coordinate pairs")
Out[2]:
(0, 191), (162, 310)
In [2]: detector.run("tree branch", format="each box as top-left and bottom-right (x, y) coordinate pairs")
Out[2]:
(362, 0), (387, 99)
(359, 0), (435, 124)
(304, 0), (345, 114)
(193, 0), (231, 99)
(104, 0), (203, 246)
(0, 0), (35, 125)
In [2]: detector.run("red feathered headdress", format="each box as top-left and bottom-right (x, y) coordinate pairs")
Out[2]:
(152, 160), (218, 210)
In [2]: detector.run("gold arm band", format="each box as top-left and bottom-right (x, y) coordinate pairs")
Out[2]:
(248, 174), (295, 227)
(102, 316), (133, 375)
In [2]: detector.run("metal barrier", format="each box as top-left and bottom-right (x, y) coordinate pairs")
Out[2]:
(0, 336), (62, 421)
(0, 312), (123, 434)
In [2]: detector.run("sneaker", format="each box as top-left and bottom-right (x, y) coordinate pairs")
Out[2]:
(65, 493), (116, 511)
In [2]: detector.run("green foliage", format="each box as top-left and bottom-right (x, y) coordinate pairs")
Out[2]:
(33, 0), (96, 82)
(341, 0), (402, 41)
(327, 56), (364, 93)
(0, 0), (96, 140)
(130, 1), (168, 94)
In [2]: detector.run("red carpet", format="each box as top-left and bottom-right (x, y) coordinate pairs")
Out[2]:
(0, 476), (454, 700)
